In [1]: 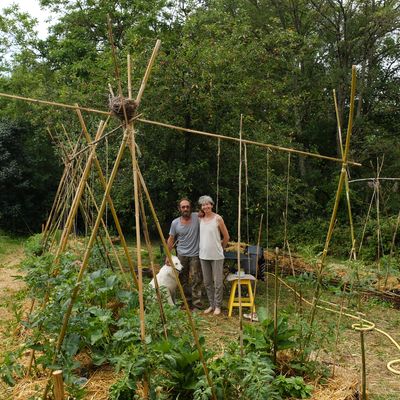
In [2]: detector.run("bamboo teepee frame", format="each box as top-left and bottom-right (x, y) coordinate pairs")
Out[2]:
(3, 25), (400, 397)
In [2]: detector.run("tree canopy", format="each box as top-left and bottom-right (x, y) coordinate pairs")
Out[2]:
(0, 0), (399, 255)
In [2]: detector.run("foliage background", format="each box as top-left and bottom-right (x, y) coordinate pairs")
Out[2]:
(0, 0), (399, 259)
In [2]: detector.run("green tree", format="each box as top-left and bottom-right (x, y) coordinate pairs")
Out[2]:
(0, 119), (60, 233)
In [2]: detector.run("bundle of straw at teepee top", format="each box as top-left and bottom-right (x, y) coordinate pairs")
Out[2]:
(108, 95), (138, 121)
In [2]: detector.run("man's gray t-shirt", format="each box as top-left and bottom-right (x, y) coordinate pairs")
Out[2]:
(169, 212), (200, 257)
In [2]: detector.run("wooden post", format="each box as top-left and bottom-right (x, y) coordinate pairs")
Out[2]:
(52, 370), (65, 400)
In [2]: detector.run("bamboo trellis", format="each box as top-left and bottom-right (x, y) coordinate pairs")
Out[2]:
(3, 30), (400, 398)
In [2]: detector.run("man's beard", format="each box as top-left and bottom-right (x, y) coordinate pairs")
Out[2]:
(181, 210), (191, 218)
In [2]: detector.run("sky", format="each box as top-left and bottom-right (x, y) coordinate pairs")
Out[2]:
(1, 0), (56, 39)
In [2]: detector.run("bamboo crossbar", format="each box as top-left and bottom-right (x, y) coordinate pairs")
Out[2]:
(0, 91), (110, 115)
(137, 118), (362, 166)
(0, 91), (362, 166)
(68, 123), (123, 161)
(349, 177), (400, 184)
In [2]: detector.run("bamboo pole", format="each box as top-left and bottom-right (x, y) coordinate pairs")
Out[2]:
(251, 214), (263, 322)
(282, 154), (295, 276)
(55, 120), (108, 258)
(42, 127), (131, 399)
(136, 117), (362, 167)
(107, 31), (161, 397)
(375, 158), (384, 290)
(135, 164), (217, 400)
(127, 38), (161, 349)
(136, 40), (161, 106)
(349, 177), (400, 183)
(75, 108), (138, 287)
(333, 89), (357, 260)
(306, 65), (358, 348)
(0, 91), (110, 115)
(68, 122), (130, 161)
(384, 209), (400, 287)
(127, 54), (132, 99)
(216, 138), (221, 213)
(129, 127), (146, 343)
(273, 247), (279, 364)
(42, 130), (76, 242)
(360, 328), (368, 399)
(237, 115), (244, 357)
(52, 370), (65, 400)
(138, 185), (168, 339)
(354, 311), (369, 400)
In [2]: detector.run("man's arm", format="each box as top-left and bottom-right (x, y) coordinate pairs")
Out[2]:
(167, 234), (175, 252)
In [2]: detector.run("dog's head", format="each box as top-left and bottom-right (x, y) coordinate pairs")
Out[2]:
(170, 255), (183, 272)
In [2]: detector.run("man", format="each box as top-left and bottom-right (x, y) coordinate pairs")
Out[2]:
(167, 198), (203, 310)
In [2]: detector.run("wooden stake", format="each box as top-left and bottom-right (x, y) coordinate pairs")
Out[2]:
(52, 370), (65, 400)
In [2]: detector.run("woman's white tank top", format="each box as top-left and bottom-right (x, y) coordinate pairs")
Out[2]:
(199, 215), (224, 260)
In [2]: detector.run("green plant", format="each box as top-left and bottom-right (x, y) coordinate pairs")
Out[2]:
(0, 347), (25, 386)
(243, 307), (297, 357)
(194, 342), (278, 400)
(272, 375), (312, 399)
(24, 233), (45, 256)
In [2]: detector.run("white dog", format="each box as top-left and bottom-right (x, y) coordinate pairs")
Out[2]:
(150, 255), (183, 305)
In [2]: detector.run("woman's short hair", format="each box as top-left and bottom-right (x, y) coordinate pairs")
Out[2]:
(198, 195), (214, 206)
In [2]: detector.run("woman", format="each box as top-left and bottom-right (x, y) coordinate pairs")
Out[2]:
(198, 195), (230, 315)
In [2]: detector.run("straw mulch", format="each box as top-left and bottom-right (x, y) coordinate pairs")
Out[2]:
(82, 366), (118, 400)
(12, 366), (118, 399)
(311, 365), (360, 400)
(11, 364), (359, 399)
(12, 376), (48, 399)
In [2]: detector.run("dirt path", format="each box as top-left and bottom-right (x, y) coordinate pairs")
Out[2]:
(0, 244), (26, 399)
(0, 247), (25, 318)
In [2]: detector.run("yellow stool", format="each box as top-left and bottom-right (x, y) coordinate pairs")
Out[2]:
(227, 274), (256, 317)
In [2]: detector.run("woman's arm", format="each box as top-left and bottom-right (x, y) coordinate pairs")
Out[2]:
(217, 216), (230, 249)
